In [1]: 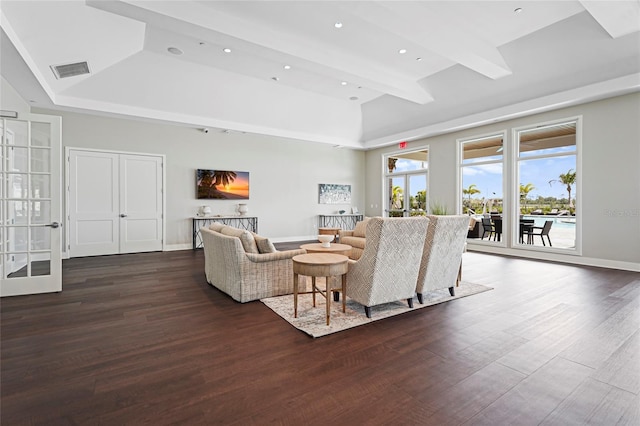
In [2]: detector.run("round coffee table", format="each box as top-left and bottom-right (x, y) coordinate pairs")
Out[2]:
(292, 253), (349, 325)
(300, 242), (352, 257)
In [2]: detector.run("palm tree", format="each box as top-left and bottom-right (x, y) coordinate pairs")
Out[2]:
(519, 183), (535, 211)
(213, 170), (237, 190)
(549, 169), (576, 208)
(391, 185), (403, 210)
(197, 170), (237, 198)
(463, 184), (481, 211)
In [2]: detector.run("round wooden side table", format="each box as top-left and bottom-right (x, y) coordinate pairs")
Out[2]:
(292, 253), (349, 325)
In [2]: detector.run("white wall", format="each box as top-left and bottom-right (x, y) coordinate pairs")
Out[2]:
(1, 76), (30, 116)
(365, 93), (640, 270)
(9, 81), (639, 269)
(33, 110), (366, 250)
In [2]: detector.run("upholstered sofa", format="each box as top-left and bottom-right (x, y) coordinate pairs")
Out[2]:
(338, 217), (371, 260)
(200, 223), (305, 302)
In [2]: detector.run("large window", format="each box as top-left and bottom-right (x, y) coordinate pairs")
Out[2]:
(457, 118), (580, 253)
(459, 133), (505, 244)
(385, 149), (428, 217)
(515, 120), (579, 251)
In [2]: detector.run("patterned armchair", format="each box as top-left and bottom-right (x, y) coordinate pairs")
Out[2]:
(345, 217), (430, 318)
(416, 215), (470, 303)
(201, 225), (305, 302)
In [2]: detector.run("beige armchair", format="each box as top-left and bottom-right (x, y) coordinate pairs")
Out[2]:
(416, 215), (470, 304)
(345, 217), (430, 318)
(201, 225), (305, 302)
(338, 217), (371, 260)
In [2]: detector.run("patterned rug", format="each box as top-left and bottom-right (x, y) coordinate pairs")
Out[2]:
(261, 280), (492, 338)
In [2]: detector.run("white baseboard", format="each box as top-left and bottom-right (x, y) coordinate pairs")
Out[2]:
(467, 245), (640, 272)
(165, 243), (193, 251)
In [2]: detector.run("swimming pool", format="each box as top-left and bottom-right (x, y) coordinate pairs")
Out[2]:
(523, 215), (576, 230)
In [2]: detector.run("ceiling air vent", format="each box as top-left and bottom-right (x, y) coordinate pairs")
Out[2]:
(50, 61), (90, 79)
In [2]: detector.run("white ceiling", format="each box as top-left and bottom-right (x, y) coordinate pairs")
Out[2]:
(1, 1), (639, 149)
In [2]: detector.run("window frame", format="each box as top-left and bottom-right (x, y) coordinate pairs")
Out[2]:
(511, 116), (582, 255)
(383, 146), (429, 217)
(457, 130), (508, 247)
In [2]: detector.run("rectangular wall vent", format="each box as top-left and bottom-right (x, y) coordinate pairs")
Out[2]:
(50, 61), (90, 79)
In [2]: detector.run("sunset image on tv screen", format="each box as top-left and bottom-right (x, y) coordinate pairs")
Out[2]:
(197, 169), (249, 199)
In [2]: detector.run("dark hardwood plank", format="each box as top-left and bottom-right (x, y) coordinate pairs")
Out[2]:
(1, 250), (639, 425)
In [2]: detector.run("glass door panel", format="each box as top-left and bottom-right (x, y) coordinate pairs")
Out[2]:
(1, 115), (61, 295)
(387, 176), (405, 217)
(408, 174), (427, 216)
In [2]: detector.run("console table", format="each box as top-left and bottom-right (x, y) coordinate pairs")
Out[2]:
(192, 216), (258, 249)
(318, 214), (363, 230)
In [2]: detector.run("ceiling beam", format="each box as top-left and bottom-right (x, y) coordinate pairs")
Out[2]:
(355, 2), (512, 80)
(580, 0), (640, 38)
(88, 0), (433, 105)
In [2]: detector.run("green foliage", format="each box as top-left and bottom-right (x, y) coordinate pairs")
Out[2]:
(430, 200), (449, 215)
(549, 169), (576, 207)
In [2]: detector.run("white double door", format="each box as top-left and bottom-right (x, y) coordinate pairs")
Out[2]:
(68, 149), (164, 257)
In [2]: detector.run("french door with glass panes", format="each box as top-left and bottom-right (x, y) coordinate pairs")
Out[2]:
(385, 149), (428, 217)
(1, 114), (62, 297)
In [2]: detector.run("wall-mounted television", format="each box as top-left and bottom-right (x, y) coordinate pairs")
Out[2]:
(197, 169), (250, 200)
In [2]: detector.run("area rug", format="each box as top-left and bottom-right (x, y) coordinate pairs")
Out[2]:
(261, 281), (493, 338)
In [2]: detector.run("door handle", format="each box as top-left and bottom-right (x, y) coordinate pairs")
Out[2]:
(46, 222), (61, 229)
(120, 214), (128, 218)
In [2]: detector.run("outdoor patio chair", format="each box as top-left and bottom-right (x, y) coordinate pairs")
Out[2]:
(520, 219), (535, 243)
(528, 220), (553, 246)
(480, 217), (494, 240)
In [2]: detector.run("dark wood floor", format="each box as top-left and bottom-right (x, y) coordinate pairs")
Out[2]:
(1, 248), (639, 425)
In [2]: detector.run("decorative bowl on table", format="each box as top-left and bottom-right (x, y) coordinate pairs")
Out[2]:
(317, 235), (334, 248)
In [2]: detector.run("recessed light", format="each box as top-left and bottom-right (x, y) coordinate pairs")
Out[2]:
(283, 65), (291, 70)
(341, 81), (347, 86)
(514, 7), (523, 14)
(398, 49), (407, 54)
(167, 47), (183, 55)
(223, 48), (232, 53)
(271, 77), (279, 81)
(334, 21), (343, 29)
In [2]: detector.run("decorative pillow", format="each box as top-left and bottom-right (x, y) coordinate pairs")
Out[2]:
(353, 217), (371, 238)
(220, 226), (259, 253)
(209, 223), (225, 232)
(254, 235), (277, 254)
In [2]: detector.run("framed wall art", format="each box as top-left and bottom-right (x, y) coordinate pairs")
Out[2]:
(318, 183), (351, 204)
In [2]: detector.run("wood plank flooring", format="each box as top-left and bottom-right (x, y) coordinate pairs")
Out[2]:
(1, 248), (639, 425)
